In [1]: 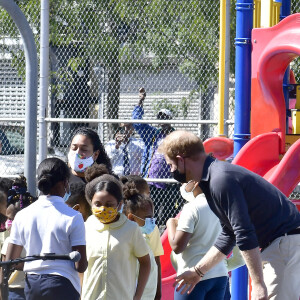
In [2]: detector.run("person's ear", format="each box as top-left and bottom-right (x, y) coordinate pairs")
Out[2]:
(176, 155), (184, 161)
(127, 212), (135, 221)
(176, 155), (185, 166)
(72, 204), (80, 211)
(93, 150), (100, 161)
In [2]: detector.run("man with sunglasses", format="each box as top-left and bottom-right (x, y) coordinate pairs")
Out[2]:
(159, 130), (300, 300)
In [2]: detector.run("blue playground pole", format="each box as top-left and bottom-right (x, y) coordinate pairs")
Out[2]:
(280, 0), (291, 20)
(232, 0), (253, 299)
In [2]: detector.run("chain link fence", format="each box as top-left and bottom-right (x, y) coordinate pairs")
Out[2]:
(0, 1), (300, 226)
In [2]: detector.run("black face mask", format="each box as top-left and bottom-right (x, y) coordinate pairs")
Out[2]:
(171, 169), (186, 183)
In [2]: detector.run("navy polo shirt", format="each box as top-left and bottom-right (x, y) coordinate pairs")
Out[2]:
(199, 156), (300, 255)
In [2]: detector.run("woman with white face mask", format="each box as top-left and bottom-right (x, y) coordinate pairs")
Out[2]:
(167, 180), (244, 300)
(68, 127), (112, 185)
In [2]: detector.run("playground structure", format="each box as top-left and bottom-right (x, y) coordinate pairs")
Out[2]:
(160, 2), (300, 300)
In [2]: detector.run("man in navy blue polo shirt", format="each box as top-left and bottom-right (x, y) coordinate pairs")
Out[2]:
(159, 130), (300, 300)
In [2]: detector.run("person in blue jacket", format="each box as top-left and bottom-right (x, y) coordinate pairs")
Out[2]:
(132, 88), (184, 227)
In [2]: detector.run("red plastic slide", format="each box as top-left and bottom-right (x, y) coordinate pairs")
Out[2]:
(251, 13), (300, 153)
(233, 132), (300, 197)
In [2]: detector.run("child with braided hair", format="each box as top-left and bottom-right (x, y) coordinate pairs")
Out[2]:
(123, 181), (160, 300)
(121, 175), (164, 300)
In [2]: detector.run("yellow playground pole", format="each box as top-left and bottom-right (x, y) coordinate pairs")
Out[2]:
(253, 0), (261, 28)
(218, 0), (226, 136)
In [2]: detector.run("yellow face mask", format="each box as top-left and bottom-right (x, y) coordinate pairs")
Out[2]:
(92, 206), (118, 224)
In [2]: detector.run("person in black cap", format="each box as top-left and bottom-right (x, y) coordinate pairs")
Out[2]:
(132, 88), (184, 228)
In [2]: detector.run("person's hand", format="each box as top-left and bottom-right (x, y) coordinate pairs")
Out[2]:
(251, 281), (268, 300)
(173, 268), (202, 295)
(166, 218), (178, 228)
(115, 133), (125, 149)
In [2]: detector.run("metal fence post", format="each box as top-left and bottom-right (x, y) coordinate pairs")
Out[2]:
(39, 0), (49, 163)
(0, 0), (38, 196)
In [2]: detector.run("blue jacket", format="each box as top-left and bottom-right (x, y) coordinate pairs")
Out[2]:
(132, 105), (174, 188)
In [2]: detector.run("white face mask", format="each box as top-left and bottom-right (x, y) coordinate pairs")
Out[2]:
(180, 181), (196, 202)
(68, 152), (94, 173)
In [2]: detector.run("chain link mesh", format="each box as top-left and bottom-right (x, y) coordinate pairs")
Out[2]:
(0, 1), (300, 225)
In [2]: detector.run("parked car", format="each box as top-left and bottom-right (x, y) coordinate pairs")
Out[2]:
(0, 126), (65, 177)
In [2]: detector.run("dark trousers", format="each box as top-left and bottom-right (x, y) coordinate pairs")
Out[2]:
(8, 288), (25, 300)
(174, 276), (228, 300)
(25, 274), (80, 300)
(223, 277), (231, 300)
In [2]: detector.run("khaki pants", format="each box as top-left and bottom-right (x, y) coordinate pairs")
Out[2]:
(261, 233), (300, 300)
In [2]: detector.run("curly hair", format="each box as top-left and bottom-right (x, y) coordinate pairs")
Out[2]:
(71, 127), (112, 173)
(85, 164), (110, 183)
(123, 181), (153, 215)
(120, 175), (149, 195)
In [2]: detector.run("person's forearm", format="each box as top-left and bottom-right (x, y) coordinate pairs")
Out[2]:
(195, 246), (226, 274)
(240, 247), (263, 284)
(167, 221), (177, 249)
(174, 246), (227, 295)
(240, 247), (267, 299)
(135, 256), (151, 300)
(155, 256), (162, 300)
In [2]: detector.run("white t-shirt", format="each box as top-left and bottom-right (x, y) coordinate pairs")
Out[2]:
(82, 214), (149, 300)
(9, 195), (86, 293)
(173, 194), (228, 281)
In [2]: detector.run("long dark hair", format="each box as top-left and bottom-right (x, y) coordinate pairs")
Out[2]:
(37, 158), (70, 194)
(71, 127), (112, 172)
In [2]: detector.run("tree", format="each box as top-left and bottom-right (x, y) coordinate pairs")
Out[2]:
(0, 0), (221, 128)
